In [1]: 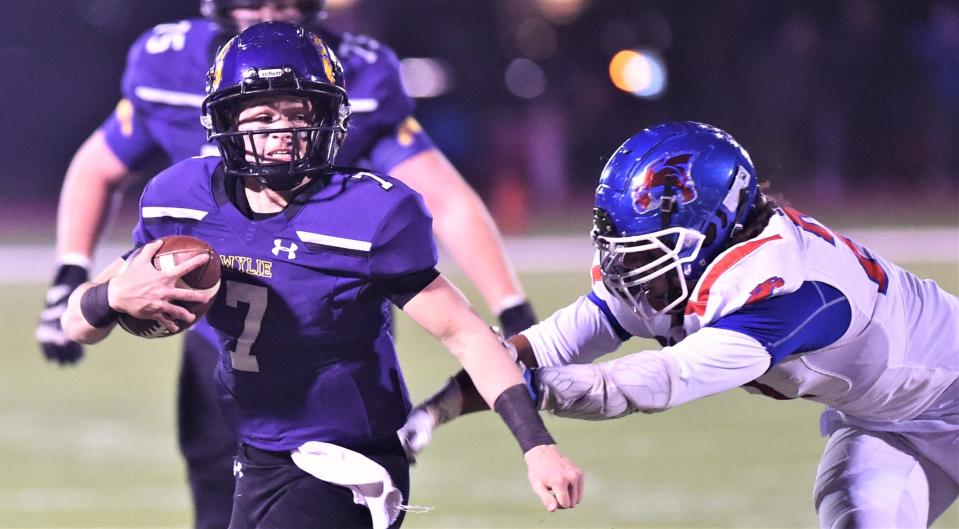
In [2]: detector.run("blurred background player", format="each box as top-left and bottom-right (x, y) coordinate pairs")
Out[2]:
(59, 21), (582, 528)
(35, 1), (538, 527)
(404, 121), (959, 527)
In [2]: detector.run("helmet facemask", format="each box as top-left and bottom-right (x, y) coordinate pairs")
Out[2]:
(200, 0), (326, 32)
(594, 227), (705, 316)
(203, 71), (349, 191)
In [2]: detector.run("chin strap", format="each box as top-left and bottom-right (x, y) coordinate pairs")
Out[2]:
(660, 174), (677, 230)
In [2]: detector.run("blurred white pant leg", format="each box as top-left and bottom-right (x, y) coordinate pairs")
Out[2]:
(898, 429), (959, 526)
(813, 427), (933, 529)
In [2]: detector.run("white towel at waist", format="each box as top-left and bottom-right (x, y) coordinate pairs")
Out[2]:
(291, 441), (403, 529)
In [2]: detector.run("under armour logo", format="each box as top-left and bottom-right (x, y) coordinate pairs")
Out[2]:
(272, 239), (298, 259)
(233, 460), (244, 478)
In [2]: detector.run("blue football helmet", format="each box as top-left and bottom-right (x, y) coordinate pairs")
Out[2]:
(201, 21), (349, 190)
(200, 0), (326, 32)
(593, 121), (758, 315)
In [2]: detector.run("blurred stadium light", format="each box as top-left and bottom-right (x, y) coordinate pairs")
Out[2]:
(609, 48), (668, 99)
(514, 17), (559, 60)
(399, 57), (454, 98)
(505, 58), (547, 99)
(325, 0), (359, 9)
(535, 0), (587, 25)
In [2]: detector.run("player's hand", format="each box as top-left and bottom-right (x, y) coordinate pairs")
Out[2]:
(397, 406), (437, 463)
(523, 444), (584, 511)
(110, 240), (213, 330)
(36, 263), (89, 364)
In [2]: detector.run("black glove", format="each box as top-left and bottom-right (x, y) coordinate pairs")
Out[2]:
(36, 263), (89, 365)
(497, 300), (537, 338)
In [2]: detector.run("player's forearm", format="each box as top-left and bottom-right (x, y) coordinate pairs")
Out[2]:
(536, 352), (677, 419)
(56, 130), (133, 258)
(520, 295), (623, 367)
(430, 333), (537, 416)
(536, 329), (772, 419)
(61, 282), (116, 344)
(440, 319), (527, 407)
(60, 257), (126, 344)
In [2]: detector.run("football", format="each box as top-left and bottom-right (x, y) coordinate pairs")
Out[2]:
(116, 235), (221, 339)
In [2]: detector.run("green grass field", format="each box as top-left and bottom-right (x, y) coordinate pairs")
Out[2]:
(2, 266), (957, 528)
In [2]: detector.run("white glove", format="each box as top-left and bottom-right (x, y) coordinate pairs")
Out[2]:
(396, 407), (436, 462)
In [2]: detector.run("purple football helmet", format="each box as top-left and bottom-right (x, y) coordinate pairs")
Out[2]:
(201, 21), (349, 190)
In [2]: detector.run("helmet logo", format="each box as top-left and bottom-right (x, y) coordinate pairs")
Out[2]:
(310, 34), (337, 84)
(631, 152), (698, 214)
(257, 68), (287, 79)
(209, 37), (235, 93)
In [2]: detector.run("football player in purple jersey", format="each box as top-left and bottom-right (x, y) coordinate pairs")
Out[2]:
(60, 22), (583, 529)
(36, 1), (539, 527)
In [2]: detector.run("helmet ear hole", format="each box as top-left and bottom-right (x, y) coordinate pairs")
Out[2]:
(714, 208), (728, 229)
(702, 223), (717, 249)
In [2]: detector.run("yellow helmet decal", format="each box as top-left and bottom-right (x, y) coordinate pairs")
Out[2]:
(310, 34), (336, 84)
(115, 98), (135, 137)
(396, 117), (423, 147)
(210, 37), (235, 92)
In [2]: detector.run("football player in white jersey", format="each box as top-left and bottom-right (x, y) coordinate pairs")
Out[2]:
(401, 121), (959, 527)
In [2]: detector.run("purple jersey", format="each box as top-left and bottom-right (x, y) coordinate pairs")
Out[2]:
(101, 18), (434, 171)
(132, 157), (438, 451)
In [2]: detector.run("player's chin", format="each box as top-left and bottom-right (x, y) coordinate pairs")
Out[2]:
(645, 295), (669, 311)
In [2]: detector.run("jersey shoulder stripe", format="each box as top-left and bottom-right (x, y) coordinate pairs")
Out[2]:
(685, 234), (783, 316)
(710, 280), (851, 365)
(295, 230), (372, 253)
(142, 206), (208, 220)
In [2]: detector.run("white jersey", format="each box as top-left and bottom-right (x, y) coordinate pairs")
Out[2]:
(524, 209), (959, 429)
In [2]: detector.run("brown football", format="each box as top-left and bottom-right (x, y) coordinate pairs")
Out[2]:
(117, 235), (222, 339)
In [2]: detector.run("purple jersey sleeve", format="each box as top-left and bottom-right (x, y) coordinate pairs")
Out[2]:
(332, 34), (435, 171)
(100, 19), (218, 169)
(99, 26), (167, 170)
(130, 177), (160, 247)
(100, 98), (162, 170)
(365, 117), (437, 173)
(130, 157), (219, 246)
(369, 192), (438, 278)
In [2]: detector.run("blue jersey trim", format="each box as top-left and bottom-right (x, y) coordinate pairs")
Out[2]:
(587, 292), (632, 342)
(709, 281), (851, 366)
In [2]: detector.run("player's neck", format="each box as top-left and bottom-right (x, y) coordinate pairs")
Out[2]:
(243, 177), (308, 213)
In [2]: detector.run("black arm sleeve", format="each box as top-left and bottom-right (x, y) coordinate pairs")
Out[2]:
(385, 267), (441, 309)
(494, 384), (556, 453)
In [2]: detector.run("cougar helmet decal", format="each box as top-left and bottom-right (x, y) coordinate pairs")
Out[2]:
(631, 151), (699, 214)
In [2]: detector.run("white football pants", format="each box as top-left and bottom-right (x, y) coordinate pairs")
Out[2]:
(813, 426), (958, 528)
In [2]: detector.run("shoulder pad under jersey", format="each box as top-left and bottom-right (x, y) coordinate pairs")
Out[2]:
(684, 215), (805, 325)
(122, 18), (220, 108)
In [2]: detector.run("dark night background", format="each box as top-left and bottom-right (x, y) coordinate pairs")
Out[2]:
(1, 0), (957, 233)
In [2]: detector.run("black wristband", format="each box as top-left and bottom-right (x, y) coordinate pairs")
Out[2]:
(80, 282), (119, 328)
(493, 383), (555, 454)
(498, 301), (537, 338)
